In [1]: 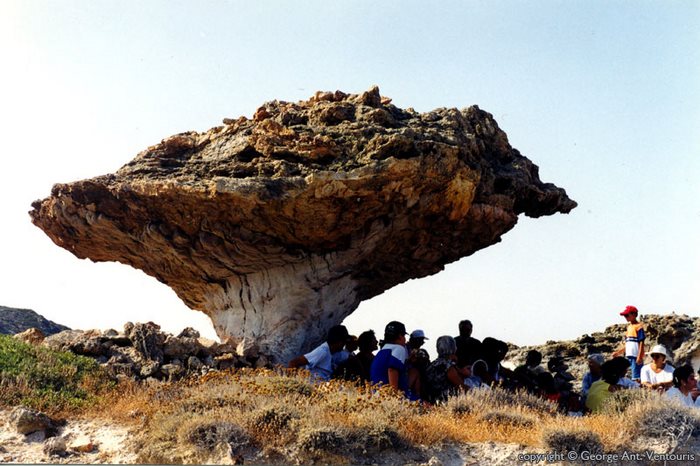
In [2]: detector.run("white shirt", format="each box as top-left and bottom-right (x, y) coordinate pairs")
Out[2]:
(640, 363), (674, 386)
(665, 387), (700, 408)
(304, 342), (332, 381)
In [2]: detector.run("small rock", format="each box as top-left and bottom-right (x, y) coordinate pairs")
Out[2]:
(187, 355), (204, 371)
(43, 436), (67, 457)
(139, 360), (161, 378)
(254, 354), (269, 369)
(215, 353), (238, 370)
(69, 435), (96, 453)
(10, 407), (54, 435)
(161, 362), (185, 380)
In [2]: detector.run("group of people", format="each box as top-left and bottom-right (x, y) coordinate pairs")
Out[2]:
(583, 305), (700, 412)
(287, 305), (700, 413)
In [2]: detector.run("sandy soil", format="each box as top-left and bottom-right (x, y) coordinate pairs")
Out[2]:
(0, 409), (137, 464)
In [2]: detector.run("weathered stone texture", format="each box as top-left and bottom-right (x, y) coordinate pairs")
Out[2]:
(30, 87), (575, 362)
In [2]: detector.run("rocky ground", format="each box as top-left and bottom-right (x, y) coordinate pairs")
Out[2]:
(0, 408), (136, 464)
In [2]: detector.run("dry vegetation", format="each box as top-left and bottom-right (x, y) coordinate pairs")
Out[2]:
(67, 369), (700, 464)
(3, 336), (699, 464)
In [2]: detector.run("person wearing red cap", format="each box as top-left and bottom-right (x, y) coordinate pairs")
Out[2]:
(612, 305), (645, 381)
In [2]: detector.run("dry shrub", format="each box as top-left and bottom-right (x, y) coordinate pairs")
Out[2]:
(625, 396), (700, 453)
(600, 387), (656, 415)
(136, 412), (250, 464)
(542, 428), (604, 455)
(73, 367), (700, 462)
(479, 410), (536, 427)
(456, 387), (559, 416)
(181, 419), (250, 452)
(296, 424), (403, 459)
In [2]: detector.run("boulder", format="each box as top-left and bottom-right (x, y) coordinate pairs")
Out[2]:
(13, 327), (46, 345)
(163, 334), (202, 359)
(10, 407), (54, 435)
(43, 329), (106, 356)
(43, 437), (67, 457)
(124, 322), (165, 363)
(30, 87), (576, 363)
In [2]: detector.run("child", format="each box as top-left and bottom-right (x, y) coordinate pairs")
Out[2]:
(612, 305), (645, 381)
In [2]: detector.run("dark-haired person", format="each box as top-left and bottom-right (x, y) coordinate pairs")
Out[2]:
(665, 365), (700, 408)
(513, 350), (545, 393)
(455, 319), (481, 367)
(288, 325), (349, 382)
(370, 321), (409, 395)
(585, 357), (631, 413)
(335, 330), (378, 382)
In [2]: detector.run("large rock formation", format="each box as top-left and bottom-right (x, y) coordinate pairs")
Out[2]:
(30, 87), (576, 363)
(0, 306), (70, 336)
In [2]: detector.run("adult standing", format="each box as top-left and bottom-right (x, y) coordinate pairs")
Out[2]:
(640, 345), (674, 391)
(455, 319), (481, 367)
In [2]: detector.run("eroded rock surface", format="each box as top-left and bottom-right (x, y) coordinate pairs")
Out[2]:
(30, 87), (575, 362)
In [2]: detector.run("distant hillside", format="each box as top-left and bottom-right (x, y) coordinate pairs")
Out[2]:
(0, 306), (70, 335)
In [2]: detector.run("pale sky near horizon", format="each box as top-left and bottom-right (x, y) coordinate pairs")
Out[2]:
(1, 1), (699, 357)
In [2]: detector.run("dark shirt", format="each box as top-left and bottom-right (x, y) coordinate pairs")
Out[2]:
(455, 335), (482, 367)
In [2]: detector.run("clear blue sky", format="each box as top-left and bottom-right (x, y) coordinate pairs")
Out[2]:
(1, 1), (698, 355)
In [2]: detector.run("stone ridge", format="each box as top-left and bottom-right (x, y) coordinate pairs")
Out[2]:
(30, 87), (576, 362)
(0, 306), (70, 336)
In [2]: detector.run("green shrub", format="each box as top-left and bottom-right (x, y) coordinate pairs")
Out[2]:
(0, 334), (112, 412)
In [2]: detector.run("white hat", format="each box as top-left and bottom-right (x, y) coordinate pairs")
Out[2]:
(649, 344), (669, 359)
(410, 329), (428, 340)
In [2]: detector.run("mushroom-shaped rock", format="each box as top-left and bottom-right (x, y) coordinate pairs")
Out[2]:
(30, 87), (576, 363)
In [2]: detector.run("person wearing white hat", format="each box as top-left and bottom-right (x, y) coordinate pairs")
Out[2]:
(640, 344), (674, 391)
(408, 329), (429, 351)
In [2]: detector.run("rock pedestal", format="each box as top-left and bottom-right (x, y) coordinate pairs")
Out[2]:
(30, 87), (576, 363)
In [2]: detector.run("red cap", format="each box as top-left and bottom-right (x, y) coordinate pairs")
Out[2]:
(620, 305), (639, 316)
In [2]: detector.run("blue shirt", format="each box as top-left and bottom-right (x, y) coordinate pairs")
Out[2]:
(370, 343), (408, 393)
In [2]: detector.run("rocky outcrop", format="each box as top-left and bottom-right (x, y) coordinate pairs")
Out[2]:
(30, 87), (576, 363)
(505, 313), (700, 382)
(0, 306), (69, 336)
(42, 323), (267, 382)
